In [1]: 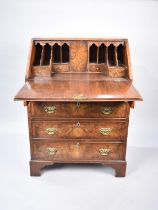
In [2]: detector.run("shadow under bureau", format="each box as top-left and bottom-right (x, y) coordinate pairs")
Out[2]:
(14, 38), (142, 177)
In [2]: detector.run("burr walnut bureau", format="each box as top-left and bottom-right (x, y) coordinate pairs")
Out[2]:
(14, 38), (142, 177)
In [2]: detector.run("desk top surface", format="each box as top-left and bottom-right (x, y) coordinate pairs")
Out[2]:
(14, 73), (142, 102)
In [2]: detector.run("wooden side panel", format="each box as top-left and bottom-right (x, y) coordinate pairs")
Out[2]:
(25, 39), (35, 81)
(124, 40), (132, 80)
(70, 41), (88, 72)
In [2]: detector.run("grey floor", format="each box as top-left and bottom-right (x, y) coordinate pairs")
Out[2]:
(0, 132), (158, 210)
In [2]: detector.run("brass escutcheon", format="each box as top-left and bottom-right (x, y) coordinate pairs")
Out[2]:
(76, 122), (80, 128)
(47, 147), (57, 155)
(99, 148), (111, 156)
(99, 128), (112, 136)
(77, 102), (80, 108)
(44, 105), (56, 114)
(45, 128), (57, 135)
(101, 107), (113, 115)
(75, 142), (80, 150)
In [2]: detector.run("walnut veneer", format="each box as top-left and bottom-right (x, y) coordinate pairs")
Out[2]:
(14, 38), (142, 177)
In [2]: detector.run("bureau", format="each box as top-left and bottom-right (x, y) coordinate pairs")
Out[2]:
(14, 38), (142, 177)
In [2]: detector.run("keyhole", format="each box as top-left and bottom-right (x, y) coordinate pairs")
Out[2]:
(77, 122), (80, 128)
(77, 102), (80, 108)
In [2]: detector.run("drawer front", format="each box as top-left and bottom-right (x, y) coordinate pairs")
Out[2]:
(31, 141), (125, 161)
(30, 102), (129, 119)
(32, 120), (128, 140)
(89, 64), (106, 72)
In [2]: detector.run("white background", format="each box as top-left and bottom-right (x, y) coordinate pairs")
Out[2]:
(0, 0), (158, 210)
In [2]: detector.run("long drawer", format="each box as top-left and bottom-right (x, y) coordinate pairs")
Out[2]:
(30, 102), (130, 119)
(31, 120), (128, 140)
(31, 140), (125, 161)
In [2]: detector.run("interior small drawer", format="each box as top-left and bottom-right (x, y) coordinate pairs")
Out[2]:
(31, 140), (125, 161)
(31, 120), (128, 140)
(30, 102), (130, 119)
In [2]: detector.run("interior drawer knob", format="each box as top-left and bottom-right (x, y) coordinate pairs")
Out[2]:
(99, 128), (112, 135)
(101, 107), (113, 115)
(99, 148), (111, 156)
(45, 128), (57, 135)
(47, 147), (57, 155)
(44, 105), (56, 113)
(75, 142), (80, 150)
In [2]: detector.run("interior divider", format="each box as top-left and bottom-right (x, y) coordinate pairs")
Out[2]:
(40, 46), (44, 66)
(114, 46), (118, 66)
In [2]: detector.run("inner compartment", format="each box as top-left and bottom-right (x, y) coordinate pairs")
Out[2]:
(98, 44), (106, 64)
(43, 44), (51, 65)
(32, 41), (127, 78)
(117, 44), (124, 66)
(62, 43), (69, 63)
(108, 44), (115, 66)
(53, 43), (60, 63)
(34, 43), (42, 65)
(89, 44), (97, 63)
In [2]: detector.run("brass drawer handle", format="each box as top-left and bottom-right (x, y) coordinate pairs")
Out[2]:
(101, 107), (113, 115)
(99, 128), (112, 135)
(99, 148), (111, 156)
(45, 128), (57, 135)
(47, 147), (57, 155)
(44, 105), (56, 113)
